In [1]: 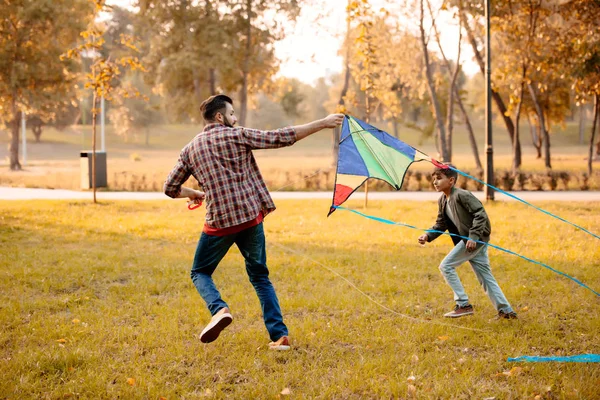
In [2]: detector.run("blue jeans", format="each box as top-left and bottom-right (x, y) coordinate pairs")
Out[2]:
(439, 241), (514, 313)
(190, 222), (288, 341)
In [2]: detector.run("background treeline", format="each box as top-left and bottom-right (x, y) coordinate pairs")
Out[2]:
(1, 0), (599, 174)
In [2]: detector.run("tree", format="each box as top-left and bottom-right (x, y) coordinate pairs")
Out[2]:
(228, 0), (302, 126)
(0, 0), (93, 170)
(63, 0), (147, 202)
(419, 0), (449, 161)
(137, 0), (227, 122)
(558, 0), (600, 173)
(457, 0), (521, 166)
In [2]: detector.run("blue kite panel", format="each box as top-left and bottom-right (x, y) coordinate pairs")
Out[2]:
(340, 116), (352, 141)
(337, 136), (369, 176)
(353, 116), (416, 159)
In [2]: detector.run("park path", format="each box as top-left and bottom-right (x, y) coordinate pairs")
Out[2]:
(1, 186), (600, 201)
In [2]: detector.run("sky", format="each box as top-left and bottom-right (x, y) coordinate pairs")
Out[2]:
(107, 0), (476, 85)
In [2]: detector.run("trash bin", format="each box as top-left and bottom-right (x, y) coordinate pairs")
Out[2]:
(80, 150), (107, 189)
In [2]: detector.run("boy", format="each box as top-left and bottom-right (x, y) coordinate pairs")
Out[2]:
(417, 166), (517, 319)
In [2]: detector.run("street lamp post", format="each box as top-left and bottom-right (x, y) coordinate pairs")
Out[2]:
(484, 0), (494, 200)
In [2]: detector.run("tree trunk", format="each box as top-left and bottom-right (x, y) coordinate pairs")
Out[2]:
(455, 84), (482, 171)
(209, 68), (217, 95)
(239, 0), (252, 126)
(460, 6), (517, 147)
(589, 94), (599, 175)
(431, 5), (481, 170)
(419, 0), (448, 161)
(579, 104), (586, 145)
(333, 0), (352, 168)
(32, 125), (42, 142)
(527, 83), (551, 168)
(92, 92), (98, 203)
(193, 69), (202, 105)
(528, 113), (542, 158)
(512, 77), (525, 173)
(9, 97), (22, 170)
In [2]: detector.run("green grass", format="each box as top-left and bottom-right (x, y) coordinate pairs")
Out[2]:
(1, 199), (599, 398)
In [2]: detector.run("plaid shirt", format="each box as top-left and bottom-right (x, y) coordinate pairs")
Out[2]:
(164, 123), (297, 229)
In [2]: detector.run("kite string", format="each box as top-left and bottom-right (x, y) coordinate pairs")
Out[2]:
(270, 240), (489, 333)
(268, 163), (489, 332)
(333, 205), (600, 297)
(449, 166), (600, 240)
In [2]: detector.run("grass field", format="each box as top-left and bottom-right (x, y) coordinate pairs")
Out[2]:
(1, 120), (599, 191)
(1, 199), (599, 398)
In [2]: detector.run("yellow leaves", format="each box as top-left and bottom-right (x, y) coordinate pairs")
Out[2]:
(56, 338), (67, 343)
(72, 318), (81, 324)
(407, 384), (417, 398)
(126, 377), (136, 386)
(496, 366), (523, 378)
(280, 387), (291, 395)
(437, 335), (449, 341)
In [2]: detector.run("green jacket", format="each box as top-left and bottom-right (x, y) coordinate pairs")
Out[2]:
(426, 187), (491, 245)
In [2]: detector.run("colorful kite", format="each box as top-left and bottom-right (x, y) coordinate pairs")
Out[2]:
(328, 114), (600, 297)
(329, 114), (445, 215)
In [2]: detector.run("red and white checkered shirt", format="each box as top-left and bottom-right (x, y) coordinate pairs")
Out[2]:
(164, 123), (297, 229)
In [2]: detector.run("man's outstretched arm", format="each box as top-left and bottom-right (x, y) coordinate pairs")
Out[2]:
(293, 114), (344, 141)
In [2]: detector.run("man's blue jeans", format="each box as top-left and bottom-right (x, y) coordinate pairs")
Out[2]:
(439, 241), (514, 313)
(190, 222), (288, 341)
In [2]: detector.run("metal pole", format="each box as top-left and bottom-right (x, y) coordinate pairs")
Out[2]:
(21, 111), (27, 166)
(484, 0), (494, 200)
(101, 94), (105, 152)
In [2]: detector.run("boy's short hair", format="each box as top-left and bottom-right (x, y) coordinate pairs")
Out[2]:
(432, 165), (458, 183)
(200, 94), (233, 122)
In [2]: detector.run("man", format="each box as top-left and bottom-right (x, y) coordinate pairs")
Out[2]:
(164, 94), (343, 350)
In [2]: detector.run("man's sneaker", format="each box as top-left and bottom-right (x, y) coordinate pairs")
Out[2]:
(496, 310), (518, 320)
(268, 336), (291, 351)
(443, 304), (474, 318)
(199, 307), (233, 343)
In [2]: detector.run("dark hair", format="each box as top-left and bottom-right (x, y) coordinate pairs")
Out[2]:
(200, 94), (233, 122)
(432, 165), (458, 182)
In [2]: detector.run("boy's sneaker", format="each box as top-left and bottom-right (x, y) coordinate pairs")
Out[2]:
(199, 307), (233, 343)
(496, 310), (518, 320)
(443, 304), (474, 318)
(268, 336), (291, 351)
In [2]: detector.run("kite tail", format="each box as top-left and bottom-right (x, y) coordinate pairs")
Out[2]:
(333, 205), (600, 297)
(449, 167), (600, 241)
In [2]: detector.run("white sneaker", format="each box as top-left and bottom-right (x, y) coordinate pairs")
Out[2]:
(268, 336), (291, 351)
(199, 308), (233, 343)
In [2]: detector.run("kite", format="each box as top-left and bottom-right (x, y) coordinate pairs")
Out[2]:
(329, 114), (446, 215)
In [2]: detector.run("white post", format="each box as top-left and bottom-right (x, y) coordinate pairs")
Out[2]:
(21, 111), (27, 166)
(101, 94), (106, 152)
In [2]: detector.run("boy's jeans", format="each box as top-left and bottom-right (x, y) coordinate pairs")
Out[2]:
(190, 222), (288, 341)
(439, 241), (514, 313)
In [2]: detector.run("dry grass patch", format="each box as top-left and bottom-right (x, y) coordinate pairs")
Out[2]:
(1, 199), (599, 398)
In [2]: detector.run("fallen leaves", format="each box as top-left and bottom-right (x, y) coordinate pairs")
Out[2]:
(496, 366), (523, 378)
(280, 387), (291, 395)
(126, 377), (136, 386)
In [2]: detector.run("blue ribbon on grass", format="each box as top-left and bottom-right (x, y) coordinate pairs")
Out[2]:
(333, 205), (600, 297)
(508, 354), (600, 363)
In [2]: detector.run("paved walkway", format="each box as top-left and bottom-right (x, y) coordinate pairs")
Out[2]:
(1, 187), (599, 201)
